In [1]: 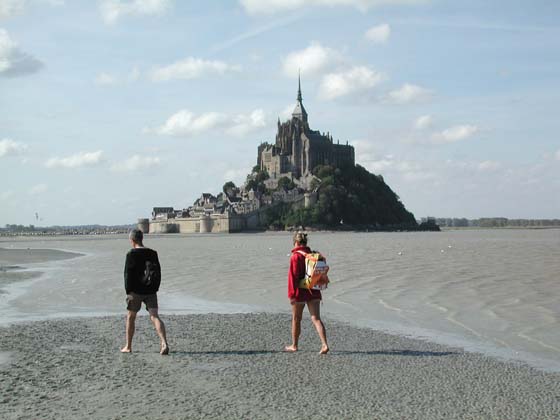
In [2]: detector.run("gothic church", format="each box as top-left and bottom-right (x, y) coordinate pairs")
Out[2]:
(257, 79), (355, 182)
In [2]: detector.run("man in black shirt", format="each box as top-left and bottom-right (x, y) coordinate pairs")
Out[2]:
(121, 229), (169, 355)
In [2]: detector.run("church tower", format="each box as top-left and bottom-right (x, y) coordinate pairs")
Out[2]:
(291, 74), (308, 124)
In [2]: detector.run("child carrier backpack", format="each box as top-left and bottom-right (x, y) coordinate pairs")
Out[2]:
(295, 250), (330, 291)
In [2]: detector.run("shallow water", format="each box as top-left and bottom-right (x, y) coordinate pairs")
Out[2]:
(1, 229), (559, 371)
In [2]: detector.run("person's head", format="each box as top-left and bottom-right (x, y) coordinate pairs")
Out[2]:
(293, 231), (308, 247)
(129, 229), (144, 246)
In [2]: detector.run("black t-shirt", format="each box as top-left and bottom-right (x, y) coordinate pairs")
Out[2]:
(124, 247), (161, 294)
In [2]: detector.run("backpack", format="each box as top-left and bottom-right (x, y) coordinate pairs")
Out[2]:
(141, 259), (161, 288)
(295, 250), (330, 291)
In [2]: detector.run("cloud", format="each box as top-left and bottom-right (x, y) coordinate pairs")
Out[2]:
(0, 0), (26, 18)
(94, 72), (117, 85)
(154, 110), (230, 137)
(0, 138), (28, 157)
(365, 23), (390, 43)
(223, 167), (250, 184)
(111, 155), (161, 172)
(319, 66), (385, 100)
(100, 0), (171, 24)
(227, 109), (267, 136)
(45, 150), (105, 168)
(282, 42), (340, 78)
(29, 183), (48, 195)
(385, 83), (432, 104)
(432, 124), (478, 144)
(0, 28), (43, 77)
(240, 0), (428, 15)
(150, 57), (241, 81)
(414, 115), (433, 130)
(1, 190), (14, 202)
(478, 160), (501, 172)
(555, 149), (560, 161)
(153, 109), (269, 138)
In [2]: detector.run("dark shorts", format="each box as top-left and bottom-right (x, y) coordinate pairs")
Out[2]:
(126, 293), (158, 312)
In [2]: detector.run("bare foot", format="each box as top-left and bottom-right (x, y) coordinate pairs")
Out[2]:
(120, 347), (132, 353)
(160, 343), (170, 355)
(284, 345), (298, 353)
(319, 345), (329, 355)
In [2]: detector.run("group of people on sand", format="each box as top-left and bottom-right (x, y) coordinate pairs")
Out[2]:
(120, 229), (329, 356)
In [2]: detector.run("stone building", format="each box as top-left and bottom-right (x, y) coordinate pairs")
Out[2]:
(257, 78), (355, 182)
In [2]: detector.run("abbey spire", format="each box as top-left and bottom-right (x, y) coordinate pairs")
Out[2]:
(291, 73), (308, 124)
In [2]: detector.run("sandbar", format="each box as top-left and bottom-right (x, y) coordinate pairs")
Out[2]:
(1, 313), (559, 419)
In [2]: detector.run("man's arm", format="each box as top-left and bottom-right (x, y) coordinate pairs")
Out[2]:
(124, 252), (132, 293)
(153, 251), (162, 291)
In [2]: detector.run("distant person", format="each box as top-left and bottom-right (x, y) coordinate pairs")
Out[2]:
(285, 231), (329, 354)
(120, 229), (169, 355)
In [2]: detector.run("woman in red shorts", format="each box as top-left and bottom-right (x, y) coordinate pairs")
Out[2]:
(284, 231), (329, 354)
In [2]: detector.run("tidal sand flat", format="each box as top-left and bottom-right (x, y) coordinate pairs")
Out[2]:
(0, 248), (83, 295)
(1, 313), (559, 420)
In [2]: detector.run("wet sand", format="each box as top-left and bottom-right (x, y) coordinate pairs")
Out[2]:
(1, 313), (559, 420)
(0, 248), (83, 295)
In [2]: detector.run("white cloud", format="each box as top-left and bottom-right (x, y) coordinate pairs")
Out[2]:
(151, 57), (240, 81)
(365, 23), (390, 44)
(478, 160), (501, 172)
(432, 124), (478, 144)
(128, 65), (140, 82)
(0, 28), (43, 77)
(555, 149), (560, 161)
(0, 0), (26, 18)
(1, 190), (14, 200)
(224, 167), (249, 184)
(385, 83), (432, 104)
(282, 42), (340, 78)
(29, 183), (48, 195)
(112, 155), (161, 172)
(154, 108), (268, 138)
(240, 0), (428, 15)
(319, 66), (385, 100)
(227, 109), (267, 136)
(100, 0), (171, 24)
(414, 114), (433, 130)
(94, 72), (117, 85)
(278, 103), (299, 121)
(154, 110), (230, 137)
(0, 138), (28, 157)
(45, 150), (105, 168)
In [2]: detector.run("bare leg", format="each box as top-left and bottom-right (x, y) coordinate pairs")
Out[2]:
(285, 303), (305, 352)
(149, 308), (169, 355)
(307, 299), (329, 354)
(121, 310), (137, 353)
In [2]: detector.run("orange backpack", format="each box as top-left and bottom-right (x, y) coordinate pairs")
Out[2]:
(295, 250), (330, 291)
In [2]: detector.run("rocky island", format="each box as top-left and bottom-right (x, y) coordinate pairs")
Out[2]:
(143, 79), (428, 233)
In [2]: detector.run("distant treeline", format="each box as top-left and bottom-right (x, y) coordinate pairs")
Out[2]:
(1, 224), (134, 236)
(435, 218), (560, 228)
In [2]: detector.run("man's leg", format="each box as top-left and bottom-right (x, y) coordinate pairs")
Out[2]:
(285, 302), (305, 352)
(120, 310), (137, 353)
(307, 299), (329, 354)
(148, 308), (169, 355)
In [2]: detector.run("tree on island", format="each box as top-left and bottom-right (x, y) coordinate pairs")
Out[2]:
(261, 164), (417, 230)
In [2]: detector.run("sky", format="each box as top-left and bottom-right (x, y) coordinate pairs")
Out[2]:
(1, 0), (560, 226)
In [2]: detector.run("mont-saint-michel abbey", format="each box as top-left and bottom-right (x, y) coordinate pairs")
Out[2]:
(142, 80), (356, 234)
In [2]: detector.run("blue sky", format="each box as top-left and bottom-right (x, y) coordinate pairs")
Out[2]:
(1, 0), (559, 226)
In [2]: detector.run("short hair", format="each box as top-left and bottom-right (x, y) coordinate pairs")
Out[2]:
(293, 231), (308, 246)
(129, 229), (144, 244)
